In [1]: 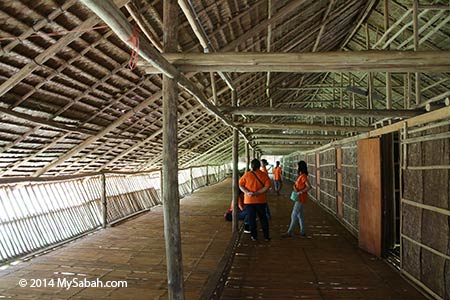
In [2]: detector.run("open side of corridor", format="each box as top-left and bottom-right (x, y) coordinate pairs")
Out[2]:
(0, 179), (427, 300)
(0, 179), (233, 300)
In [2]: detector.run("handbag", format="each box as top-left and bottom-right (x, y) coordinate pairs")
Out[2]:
(290, 191), (298, 202)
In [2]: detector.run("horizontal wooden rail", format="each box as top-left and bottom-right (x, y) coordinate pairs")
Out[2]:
(139, 51), (450, 73)
(237, 122), (371, 132)
(220, 107), (424, 118)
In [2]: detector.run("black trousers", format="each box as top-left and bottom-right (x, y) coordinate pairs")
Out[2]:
(247, 203), (270, 239)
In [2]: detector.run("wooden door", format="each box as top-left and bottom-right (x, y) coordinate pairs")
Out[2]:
(357, 138), (382, 257)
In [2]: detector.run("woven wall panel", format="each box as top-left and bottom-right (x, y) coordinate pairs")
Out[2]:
(402, 238), (421, 280)
(402, 204), (422, 242)
(421, 249), (446, 298)
(342, 166), (357, 186)
(403, 169), (423, 203)
(421, 210), (448, 257)
(402, 122), (450, 299)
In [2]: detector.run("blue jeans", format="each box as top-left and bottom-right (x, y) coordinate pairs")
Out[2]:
(287, 201), (305, 235)
(238, 208), (249, 226)
(273, 180), (282, 193)
(247, 203), (270, 239)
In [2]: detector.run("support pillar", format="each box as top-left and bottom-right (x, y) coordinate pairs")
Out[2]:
(246, 142), (250, 171)
(162, 1), (184, 299)
(384, 0), (392, 109)
(231, 90), (239, 233)
(413, 0), (421, 105)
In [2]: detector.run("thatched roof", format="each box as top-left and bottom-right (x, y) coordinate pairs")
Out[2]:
(0, 0), (448, 177)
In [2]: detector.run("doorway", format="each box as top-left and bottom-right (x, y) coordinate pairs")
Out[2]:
(381, 132), (401, 267)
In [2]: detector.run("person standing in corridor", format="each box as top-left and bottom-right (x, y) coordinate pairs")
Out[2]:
(273, 161), (283, 196)
(239, 159), (272, 241)
(282, 160), (311, 237)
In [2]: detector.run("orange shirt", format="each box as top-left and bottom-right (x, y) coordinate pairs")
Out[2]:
(295, 173), (308, 203)
(261, 164), (268, 174)
(239, 170), (271, 204)
(230, 193), (245, 211)
(273, 166), (282, 181)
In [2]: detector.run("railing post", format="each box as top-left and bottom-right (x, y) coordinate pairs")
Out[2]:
(206, 165), (209, 186)
(190, 167), (194, 194)
(101, 173), (107, 228)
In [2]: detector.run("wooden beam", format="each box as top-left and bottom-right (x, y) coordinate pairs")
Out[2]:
(238, 122), (371, 132)
(340, 0), (378, 48)
(139, 51), (450, 73)
(79, 0), (245, 135)
(418, 4), (450, 10)
(162, 1), (184, 299)
(178, 0), (235, 90)
(221, 0), (307, 51)
(125, 1), (162, 52)
(254, 139), (335, 144)
(221, 107), (423, 118)
(252, 133), (345, 140)
(35, 0), (247, 177)
(257, 144), (319, 148)
(312, 0), (335, 52)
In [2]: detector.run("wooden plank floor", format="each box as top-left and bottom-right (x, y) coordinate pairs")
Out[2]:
(221, 183), (427, 300)
(0, 179), (233, 300)
(0, 178), (427, 300)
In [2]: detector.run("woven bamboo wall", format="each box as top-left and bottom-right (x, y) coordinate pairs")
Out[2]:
(318, 148), (337, 214)
(307, 153), (317, 202)
(401, 121), (450, 299)
(341, 142), (359, 235)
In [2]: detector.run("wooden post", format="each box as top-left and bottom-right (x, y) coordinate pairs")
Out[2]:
(246, 142), (250, 171)
(351, 75), (356, 126)
(413, 0), (421, 105)
(231, 90), (239, 233)
(160, 169), (163, 199)
(384, 0), (392, 109)
(365, 24), (374, 125)
(162, 1), (184, 299)
(340, 73), (344, 126)
(101, 173), (107, 228)
(405, 73), (412, 109)
(205, 165), (209, 186)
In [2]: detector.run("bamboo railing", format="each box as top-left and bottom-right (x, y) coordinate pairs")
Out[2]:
(0, 163), (231, 265)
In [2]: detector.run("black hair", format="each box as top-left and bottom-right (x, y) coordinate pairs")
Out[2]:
(297, 160), (308, 175)
(261, 159), (268, 165)
(276, 161), (280, 166)
(251, 159), (261, 171)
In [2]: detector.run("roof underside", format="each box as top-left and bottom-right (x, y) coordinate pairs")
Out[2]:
(0, 0), (448, 177)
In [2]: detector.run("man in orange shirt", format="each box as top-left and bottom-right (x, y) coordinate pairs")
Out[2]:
(239, 159), (272, 241)
(273, 161), (283, 196)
